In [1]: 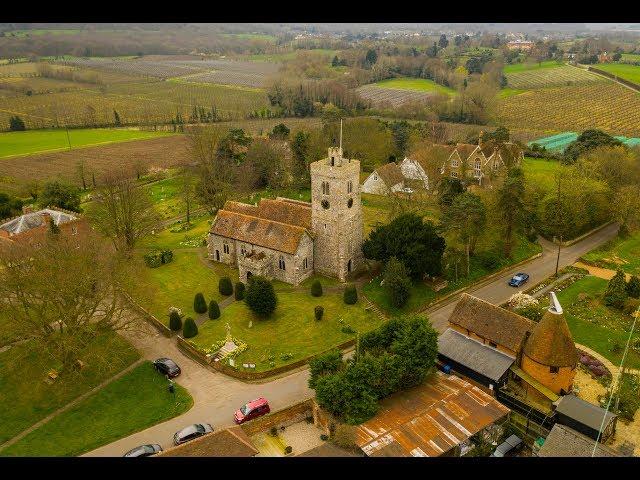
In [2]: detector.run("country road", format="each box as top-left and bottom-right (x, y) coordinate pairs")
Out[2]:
(84, 222), (619, 457)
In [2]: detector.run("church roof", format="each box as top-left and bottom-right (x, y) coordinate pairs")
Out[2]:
(222, 198), (311, 230)
(409, 144), (456, 172)
(374, 162), (404, 188)
(523, 292), (578, 368)
(448, 294), (534, 353)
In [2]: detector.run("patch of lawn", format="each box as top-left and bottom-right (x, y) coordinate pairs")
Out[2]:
(133, 250), (238, 325)
(596, 63), (640, 85)
(375, 77), (456, 96)
(0, 312), (22, 347)
(582, 231), (640, 276)
(0, 128), (175, 158)
(0, 331), (139, 444)
(191, 289), (382, 372)
(522, 156), (563, 190)
(140, 215), (212, 251)
(0, 362), (192, 457)
(143, 172), (201, 221)
(503, 60), (564, 73)
(545, 276), (640, 369)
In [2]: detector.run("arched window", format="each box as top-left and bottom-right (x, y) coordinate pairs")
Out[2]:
(321, 181), (330, 195)
(279, 256), (286, 271)
(223, 242), (230, 254)
(240, 244), (247, 256)
(303, 258), (308, 269)
(347, 181), (353, 193)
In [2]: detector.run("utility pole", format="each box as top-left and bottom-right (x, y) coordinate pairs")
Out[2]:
(65, 126), (72, 151)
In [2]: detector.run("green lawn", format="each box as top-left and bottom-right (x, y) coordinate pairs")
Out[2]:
(191, 287), (382, 372)
(0, 332), (140, 444)
(134, 250), (238, 326)
(596, 63), (640, 85)
(498, 88), (525, 98)
(522, 156), (563, 190)
(143, 172), (202, 221)
(503, 60), (564, 73)
(582, 231), (640, 276)
(0, 362), (192, 457)
(0, 128), (175, 158)
(545, 276), (640, 369)
(374, 77), (456, 96)
(140, 215), (212, 251)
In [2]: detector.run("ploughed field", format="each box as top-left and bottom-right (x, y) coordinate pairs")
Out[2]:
(356, 77), (455, 107)
(505, 65), (603, 89)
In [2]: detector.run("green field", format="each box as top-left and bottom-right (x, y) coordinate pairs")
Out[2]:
(191, 286), (382, 372)
(0, 128), (174, 158)
(0, 362), (192, 457)
(503, 60), (564, 73)
(374, 77), (456, 96)
(596, 63), (640, 85)
(143, 171), (202, 220)
(522, 156), (562, 189)
(621, 53), (640, 63)
(222, 33), (276, 42)
(582, 231), (640, 276)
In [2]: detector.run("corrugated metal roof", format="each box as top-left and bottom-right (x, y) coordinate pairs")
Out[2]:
(355, 372), (510, 457)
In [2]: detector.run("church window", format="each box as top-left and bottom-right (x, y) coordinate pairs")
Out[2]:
(347, 198), (353, 208)
(347, 181), (353, 193)
(451, 171), (459, 178)
(321, 199), (330, 209)
(322, 181), (330, 195)
(223, 243), (230, 254)
(303, 258), (308, 269)
(240, 244), (247, 256)
(324, 223), (327, 232)
(331, 156), (335, 166)
(550, 366), (559, 374)
(373, 174), (378, 180)
(279, 256), (286, 270)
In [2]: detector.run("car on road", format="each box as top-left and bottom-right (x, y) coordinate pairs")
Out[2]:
(490, 434), (523, 457)
(123, 444), (163, 457)
(173, 423), (214, 446)
(508, 273), (530, 287)
(153, 357), (181, 378)
(234, 397), (270, 424)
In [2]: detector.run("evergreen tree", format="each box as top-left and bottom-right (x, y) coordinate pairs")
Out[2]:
(438, 34), (449, 49)
(182, 317), (198, 338)
(193, 292), (208, 314)
(343, 284), (358, 305)
(169, 310), (183, 331)
(208, 300), (220, 320)
(245, 276), (277, 317)
(383, 257), (412, 308)
(627, 275), (640, 299)
(315, 305), (324, 321)
(234, 281), (245, 300)
(311, 279), (323, 297)
(604, 269), (628, 309)
(331, 55), (340, 67)
(218, 277), (233, 296)
(9, 116), (26, 131)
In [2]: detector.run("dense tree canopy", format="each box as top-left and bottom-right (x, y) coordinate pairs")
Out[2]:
(564, 130), (623, 164)
(38, 181), (82, 212)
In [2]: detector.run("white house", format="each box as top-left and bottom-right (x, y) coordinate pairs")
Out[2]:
(361, 162), (405, 196)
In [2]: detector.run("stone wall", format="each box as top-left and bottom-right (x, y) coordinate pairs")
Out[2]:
(240, 398), (315, 436)
(207, 233), (236, 265)
(361, 172), (390, 195)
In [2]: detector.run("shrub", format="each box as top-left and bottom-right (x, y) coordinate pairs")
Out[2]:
(341, 325), (355, 334)
(383, 257), (412, 308)
(169, 310), (183, 331)
(622, 298), (640, 315)
(343, 284), (358, 305)
(311, 280), (323, 297)
(235, 282), (245, 300)
(219, 277), (233, 296)
(182, 317), (198, 338)
(161, 250), (173, 264)
(476, 250), (502, 270)
(143, 251), (163, 268)
(194, 292), (208, 314)
(604, 269), (628, 309)
(514, 304), (543, 322)
(245, 276), (278, 317)
(315, 305), (324, 321)
(627, 275), (640, 299)
(208, 300), (220, 320)
(332, 424), (357, 449)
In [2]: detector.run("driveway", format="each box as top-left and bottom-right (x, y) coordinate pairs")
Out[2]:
(84, 223), (619, 456)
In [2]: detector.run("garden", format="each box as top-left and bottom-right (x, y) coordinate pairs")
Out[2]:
(582, 230), (640, 277)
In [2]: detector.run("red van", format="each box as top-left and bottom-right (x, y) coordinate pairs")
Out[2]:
(234, 397), (270, 424)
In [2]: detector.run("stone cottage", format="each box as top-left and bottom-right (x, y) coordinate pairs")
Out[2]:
(361, 162), (405, 195)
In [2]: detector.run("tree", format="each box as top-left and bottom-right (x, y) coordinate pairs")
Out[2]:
(626, 276), (640, 299)
(219, 277), (233, 296)
(331, 55), (340, 67)
(311, 279), (323, 297)
(308, 349), (343, 389)
(315, 305), (324, 321)
(0, 231), (142, 371)
(0, 192), (23, 219)
(390, 121), (411, 159)
(390, 315), (438, 389)
(182, 317), (198, 338)
(234, 281), (245, 300)
(441, 192), (487, 276)
(495, 167), (526, 257)
(612, 52), (622, 61)
(76, 160), (87, 191)
(564, 130), (623, 164)
(208, 300), (221, 320)
(194, 292), (207, 314)
(169, 310), (183, 331)
(39, 181), (81, 212)
(180, 172), (196, 224)
(87, 172), (160, 252)
(9, 115), (26, 131)
(465, 57), (483, 74)
(383, 257), (412, 308)
(268, 123), (290, 140)
(438, 178), (465, 209)
(438, 34), (449, 49)
(362, 213), (446, 279)
(48, 217), (61, 235)
(604, 269), (628, 309)
(113, 110), (121, 126)
(343, 284), (358, 305)
(291, 130), (311, 185)
(365, 49), (378, 66)
(245, 276), (277, 317)
(243, 138), (292, 190)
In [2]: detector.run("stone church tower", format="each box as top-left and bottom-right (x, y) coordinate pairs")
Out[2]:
(310, 145), (364, 281)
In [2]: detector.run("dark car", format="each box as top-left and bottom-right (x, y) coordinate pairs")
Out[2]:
(153, 357), (181, 378)
(173, 423), (214, 445)
(234, 397), (270, 424)
(123, 444), (163, 457)
(490, 435), (523, 457)
(508, 273), (530, 287)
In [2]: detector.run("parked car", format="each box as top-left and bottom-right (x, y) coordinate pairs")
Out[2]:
(234, 397), (271, 424)
(123, 444), (163, 457)
(153, 357), (181, 378)
(490, 435), (523, 457)
(173, 423), (214, 446)
(508, 273), (530, 287)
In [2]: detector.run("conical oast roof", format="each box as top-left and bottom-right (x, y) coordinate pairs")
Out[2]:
(523, 292), (578, 368)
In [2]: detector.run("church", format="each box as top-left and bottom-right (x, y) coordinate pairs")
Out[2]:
(207, 145), (364, 285)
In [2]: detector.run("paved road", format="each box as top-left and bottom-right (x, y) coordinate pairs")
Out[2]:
(85, 223), (618, 457)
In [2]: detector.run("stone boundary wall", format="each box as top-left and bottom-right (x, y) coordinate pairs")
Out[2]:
(122, 291), (173, 338)
(240, 398), (315, 436)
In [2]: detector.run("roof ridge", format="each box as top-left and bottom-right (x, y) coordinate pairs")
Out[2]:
(227, 427), (259, 453)
(217, 209), (308, 233)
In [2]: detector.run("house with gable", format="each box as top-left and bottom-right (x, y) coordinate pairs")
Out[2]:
(361, 162), (405, 195)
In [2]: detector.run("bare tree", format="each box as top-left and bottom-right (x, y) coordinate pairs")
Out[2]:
(88, 171), (160, 252)
(76, 160), (87, 190)
(180, 169), (196, 224)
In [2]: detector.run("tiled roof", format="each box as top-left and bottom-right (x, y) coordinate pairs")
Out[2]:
(448, 294), (534, 353)
(438, 328), (515, 382)
(155, 426), (258, 457)
(410, 144), (456, 171)
(210, 209), (308, 255)
(0, 208), (77, 235)
(524, 307), (578, 367)
(355, 372), (510, 457)
(222, 198), (311, 230)
(375, 162), (404, 188)
(537, 424), (620, 457)
(455, 143), (479, 161)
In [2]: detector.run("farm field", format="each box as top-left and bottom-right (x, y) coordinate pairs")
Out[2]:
(527, 132), (640, 153)
(621, 53), (640, 62)
(505, 65), (603, 89)
(497, 82), (640, 137)
(582, 231), (640, 276)
(503, 60), (564, 73)
(0, 128), (174, 157)
(0, 134), (191, 194)
(244, 49), (339, 63)
(357, 85), (442, 108)
(374, 78), (456, 95)
(595, 63), (640, 85)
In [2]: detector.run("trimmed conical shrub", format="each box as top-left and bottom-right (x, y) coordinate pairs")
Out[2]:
(183, 317), (198, 338)
(604, 269), (628, 309)
(627, 275), (640, 299)
(310, 280), (323, 297)
(208, 300), (220, 320)
(315, 305), (324, 321)
(194, 292), (208, 314)
(245, 276), (277, 317)
(219, 277), (233, 296)
(343, 284), (358, 305)
(169, 310), (183, 331)
(235, 282), (245, 301)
